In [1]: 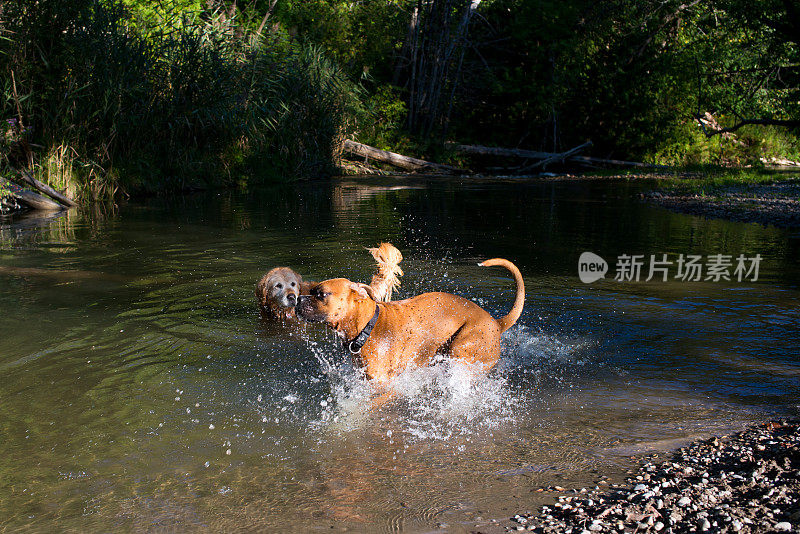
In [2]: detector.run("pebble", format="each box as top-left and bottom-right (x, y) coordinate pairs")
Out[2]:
(648, 185), (800, 229)
(508, 422), (800, 534)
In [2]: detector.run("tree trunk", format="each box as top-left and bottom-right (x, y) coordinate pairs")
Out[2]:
(402, 0), (478, 138)
(256, 0), (279, 36)
(2, 180), (64, 211)
(449, 143), (668, 169)
(13, 169), (77, 207)
(342, 140), (465, 173)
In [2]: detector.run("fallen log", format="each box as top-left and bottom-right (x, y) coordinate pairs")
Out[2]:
(448, 144), (554, 159)
(521, 141), (592, 172)
(450, 143), (668, 170)
(14, 168), (77, 207)
(343, 140), (466, 174)
(572, 156), (668, 169)
(1, 179), (64, 211)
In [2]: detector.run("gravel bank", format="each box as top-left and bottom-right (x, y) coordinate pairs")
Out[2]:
(644, 181), (800, 228)
(506, 422), (800, 534)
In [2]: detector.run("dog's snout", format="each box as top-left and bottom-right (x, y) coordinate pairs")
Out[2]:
(287, 293), (297, 304)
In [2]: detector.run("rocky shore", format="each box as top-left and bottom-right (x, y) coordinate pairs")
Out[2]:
(644, 181), (800, 229)
(505, 422), (800, 534)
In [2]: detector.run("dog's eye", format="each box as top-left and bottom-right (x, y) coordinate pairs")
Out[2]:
(291, 282), (296, 287)
(276, 283), (283, 289)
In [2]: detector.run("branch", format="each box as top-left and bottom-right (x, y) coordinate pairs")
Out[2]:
(255, 0), (278, 37)
(517, 141), (592, 172)
(695, 116), (800, 137)
(629, 0), (702, 64)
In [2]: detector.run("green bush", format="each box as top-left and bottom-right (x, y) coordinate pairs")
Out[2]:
(358, 85), (409, 151)
(650, 123), (718, 166)
(650, 120), (800, 167)
(0, 0), (362, 199)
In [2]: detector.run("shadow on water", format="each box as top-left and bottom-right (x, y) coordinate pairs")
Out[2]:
(1, 176), (799, 532)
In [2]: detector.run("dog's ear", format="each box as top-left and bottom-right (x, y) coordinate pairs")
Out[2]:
(300, 278), (315, 295)
(255, 276), (269, 306)
(349, 282), (376, 301)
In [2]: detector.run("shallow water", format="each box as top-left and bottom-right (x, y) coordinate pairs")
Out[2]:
(1, 176), (799, 532)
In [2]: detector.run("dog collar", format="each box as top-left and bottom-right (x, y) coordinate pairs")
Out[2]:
(347, 304), (380, 355)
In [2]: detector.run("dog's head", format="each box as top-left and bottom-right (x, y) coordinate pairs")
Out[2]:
(295, 278), (375, 325)
(256, 267), (303, 311)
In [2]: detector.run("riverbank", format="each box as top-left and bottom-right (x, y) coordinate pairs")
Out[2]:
(504, 421), (800, 534)
(644, 180), (800, 229)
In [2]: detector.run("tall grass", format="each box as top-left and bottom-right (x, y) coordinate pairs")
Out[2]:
(0, 0), (362, 200)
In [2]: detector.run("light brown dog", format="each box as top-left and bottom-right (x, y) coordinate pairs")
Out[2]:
(295, 258), (524, 400)
(255, 266), (313, 321)
(256, 243), (404, 322)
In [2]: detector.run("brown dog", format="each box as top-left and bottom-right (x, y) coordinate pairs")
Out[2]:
(256, 243), (404, 322)
(295, 258), (524, 398)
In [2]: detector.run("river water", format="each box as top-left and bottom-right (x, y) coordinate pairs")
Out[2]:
(1, 176), (798, 532)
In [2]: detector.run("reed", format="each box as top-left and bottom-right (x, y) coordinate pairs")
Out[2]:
(0, 0), (362, 201)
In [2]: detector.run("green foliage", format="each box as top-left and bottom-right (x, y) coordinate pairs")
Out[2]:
(358, 85), (409, 150)
(0, 0), (362, 199)
(650, 123), (800, 167)
(737, 126), (800, 162)
(3, 0), (800, 197)
(116, 0), (205, 31)
(658, 167), (798, 197)
(272, 0), (409, 80)
(651, 124), (719, 167)
(433, 0), (800, 163)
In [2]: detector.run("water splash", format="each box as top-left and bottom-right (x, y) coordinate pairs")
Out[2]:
(500, 323), (598, 370)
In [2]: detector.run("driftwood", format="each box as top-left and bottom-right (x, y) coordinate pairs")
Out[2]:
(521, 141), (592, 171)
(14, 169), (77, 207)
(572, 156), (668, 169)
(342, 139), (665, 176)
(450, 143), (667, 170)
(2, 179), (64, 211)
(343, 140), (465, 174)
(449, 144), (554, 159)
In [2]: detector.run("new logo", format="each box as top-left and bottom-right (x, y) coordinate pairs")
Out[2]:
(578, 252), (608, 283)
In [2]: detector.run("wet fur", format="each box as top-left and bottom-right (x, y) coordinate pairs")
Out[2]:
(256, 243), (404, 322)
(255, 267), (311, 321)
(367, 243), (403, 302)
(295, 259), (525, 408)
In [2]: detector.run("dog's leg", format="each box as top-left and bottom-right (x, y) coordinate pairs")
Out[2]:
(446, 322), (502, 372)
(368, 388), (398, 412)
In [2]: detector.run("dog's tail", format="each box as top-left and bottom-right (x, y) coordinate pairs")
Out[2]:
(478, 258), (524, 333)
(367, 242), (404, 302)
